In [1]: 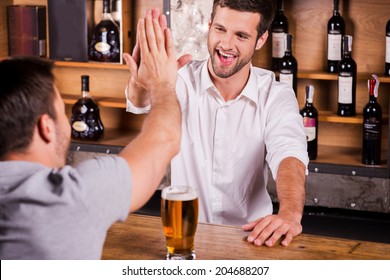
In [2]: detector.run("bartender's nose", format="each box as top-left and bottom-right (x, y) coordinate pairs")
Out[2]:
(220, 33), (234, 50)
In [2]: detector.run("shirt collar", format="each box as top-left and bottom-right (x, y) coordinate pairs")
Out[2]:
(200, 60), (259, 105)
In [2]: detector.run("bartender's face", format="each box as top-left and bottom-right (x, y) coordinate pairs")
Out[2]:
(207, 6), (266, 79)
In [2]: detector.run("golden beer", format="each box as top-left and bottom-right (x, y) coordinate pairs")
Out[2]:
(161, 186), (198, 260)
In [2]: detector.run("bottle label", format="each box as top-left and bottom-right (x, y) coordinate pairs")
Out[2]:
(338, 75), (353, 104)
(386, 36), (390, 63)
(364, 120), (381, 138)
(95, 42), (111, 54)
(279, 73), (293, 88)
(328, 34), (342, 61)
(272, 32), (286, 58)
(303, 117), (316, 142)
(72, 121), (89, 132)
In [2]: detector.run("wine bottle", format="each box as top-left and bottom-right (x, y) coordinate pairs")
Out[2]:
(279, 33), (298, 96)
(300, 85), (318, 160)
(271, 0), (288, 71)
(337, 35), (356, 116)
(362, 75), (382, 165)
(327, 0), (345, 73)
(89, 0), (120, 62)
(70, 75), (104, 141)
(385, 19), (390, 76)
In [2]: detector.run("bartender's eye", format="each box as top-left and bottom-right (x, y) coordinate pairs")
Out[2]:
(237, 33), (249, 40)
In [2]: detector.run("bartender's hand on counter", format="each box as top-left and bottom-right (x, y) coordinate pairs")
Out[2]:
(123, 7), (192, 108)
(242, 213), (303, 247)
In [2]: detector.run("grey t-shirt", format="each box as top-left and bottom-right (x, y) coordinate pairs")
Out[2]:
(0, 155), (132, 259)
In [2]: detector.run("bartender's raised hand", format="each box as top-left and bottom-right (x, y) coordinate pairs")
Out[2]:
(243, 214), (302, 247)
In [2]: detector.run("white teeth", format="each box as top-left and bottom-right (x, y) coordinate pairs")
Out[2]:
(219, 50), (234, 58)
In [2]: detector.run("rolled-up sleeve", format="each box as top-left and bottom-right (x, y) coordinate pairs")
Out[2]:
(264, 82), (309, 180)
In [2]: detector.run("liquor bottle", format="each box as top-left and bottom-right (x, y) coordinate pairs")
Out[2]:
(89, 0), (120, 62)
(385, 19), (390, 76)
(327, 0), (345, 73)
(337, 35), (356, 116)
(279, 33), (298, 96)
(70, 75), (104, 141)
(362, 75), (382, 165)
(300, 85), (318, 160)
(271, 0), (288, 71)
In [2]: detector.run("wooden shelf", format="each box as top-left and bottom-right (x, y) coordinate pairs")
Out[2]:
(297, 71), (390, 83)
(311, 145), (387, 168)
(318, 111), (388, 124)
(62, 93), (126, 109)
(54, 61), (128, 70)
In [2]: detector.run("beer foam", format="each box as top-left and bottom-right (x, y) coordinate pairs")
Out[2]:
(161, 186), (198, 201)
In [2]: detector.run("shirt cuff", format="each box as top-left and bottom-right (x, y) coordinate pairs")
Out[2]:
(125, 84), (151, 114)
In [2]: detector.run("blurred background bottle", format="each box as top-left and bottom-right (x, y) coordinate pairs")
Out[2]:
(70, 75), (104, 141)
(279, 33), (298, 96)
(89, 0), (120, 62)
(337, 35), (356, 116)
(271, 0), (288, 71)
(300, 85), (318, 160)
(327, 0), (345, 73)
(362, 75), (382, 165)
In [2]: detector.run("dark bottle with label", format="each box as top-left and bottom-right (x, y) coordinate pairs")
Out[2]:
(385, 19), (390, 76)
(300, 85), (318, 160)
(271, 0), (288, 71)
(279, 33), (298, 96)
(327, 0), (345, 73)
(70, 75), (104, 141)
(89, 0), (120, 62)
(337, 35), (356, 116)
(362, 76), (382, 165)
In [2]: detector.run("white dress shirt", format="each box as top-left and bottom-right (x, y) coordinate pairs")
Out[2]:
(126, 60), (308, 226)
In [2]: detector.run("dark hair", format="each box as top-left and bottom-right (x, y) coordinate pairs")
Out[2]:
(0, 57), (56, 159)
(210, 0), (275, 39)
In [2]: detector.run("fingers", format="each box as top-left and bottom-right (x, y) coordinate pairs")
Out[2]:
(164, 28), (174, 59)
(177, 54), (192, 68)
(245, 216), (302, 247)
(123, 53), (138, 79)
(131, 42), (140, 66)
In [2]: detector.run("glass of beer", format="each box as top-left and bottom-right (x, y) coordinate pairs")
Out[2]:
(161, 185), (198, 260)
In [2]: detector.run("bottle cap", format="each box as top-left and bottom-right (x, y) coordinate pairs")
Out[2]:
(305, 85), (314, 103)
(372, 74), (380, 98)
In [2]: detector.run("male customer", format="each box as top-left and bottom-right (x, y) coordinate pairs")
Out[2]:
(0, 12), (180, 259)
(125, 0), (308, 247)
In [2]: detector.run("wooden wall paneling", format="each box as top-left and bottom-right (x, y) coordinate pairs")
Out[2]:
(0, 0), (13, 58)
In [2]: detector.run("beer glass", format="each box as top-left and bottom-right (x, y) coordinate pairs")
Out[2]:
(161, 185), (198, 260)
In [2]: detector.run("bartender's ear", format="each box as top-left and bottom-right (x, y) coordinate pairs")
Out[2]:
(255, 30), (268, 50)
(37, 114), (55, 143)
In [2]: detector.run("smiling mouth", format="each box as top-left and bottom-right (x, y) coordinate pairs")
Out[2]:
(217, 49), (236, 65)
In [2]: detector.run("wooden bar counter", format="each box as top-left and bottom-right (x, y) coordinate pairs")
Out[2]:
(102, 214), (390, 260)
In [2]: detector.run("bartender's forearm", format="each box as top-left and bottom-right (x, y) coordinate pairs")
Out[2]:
(275, 157), (306, 222)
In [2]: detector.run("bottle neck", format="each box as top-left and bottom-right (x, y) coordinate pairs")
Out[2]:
(102, 0), (112, 20)
(368, 79), (377, 102)
(277, 0), (284, 11)
(333, 0), (340, 14)
(81, 76), (90, 98)
(343, 36), (353, 57)
(285, 34), (292, 55)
